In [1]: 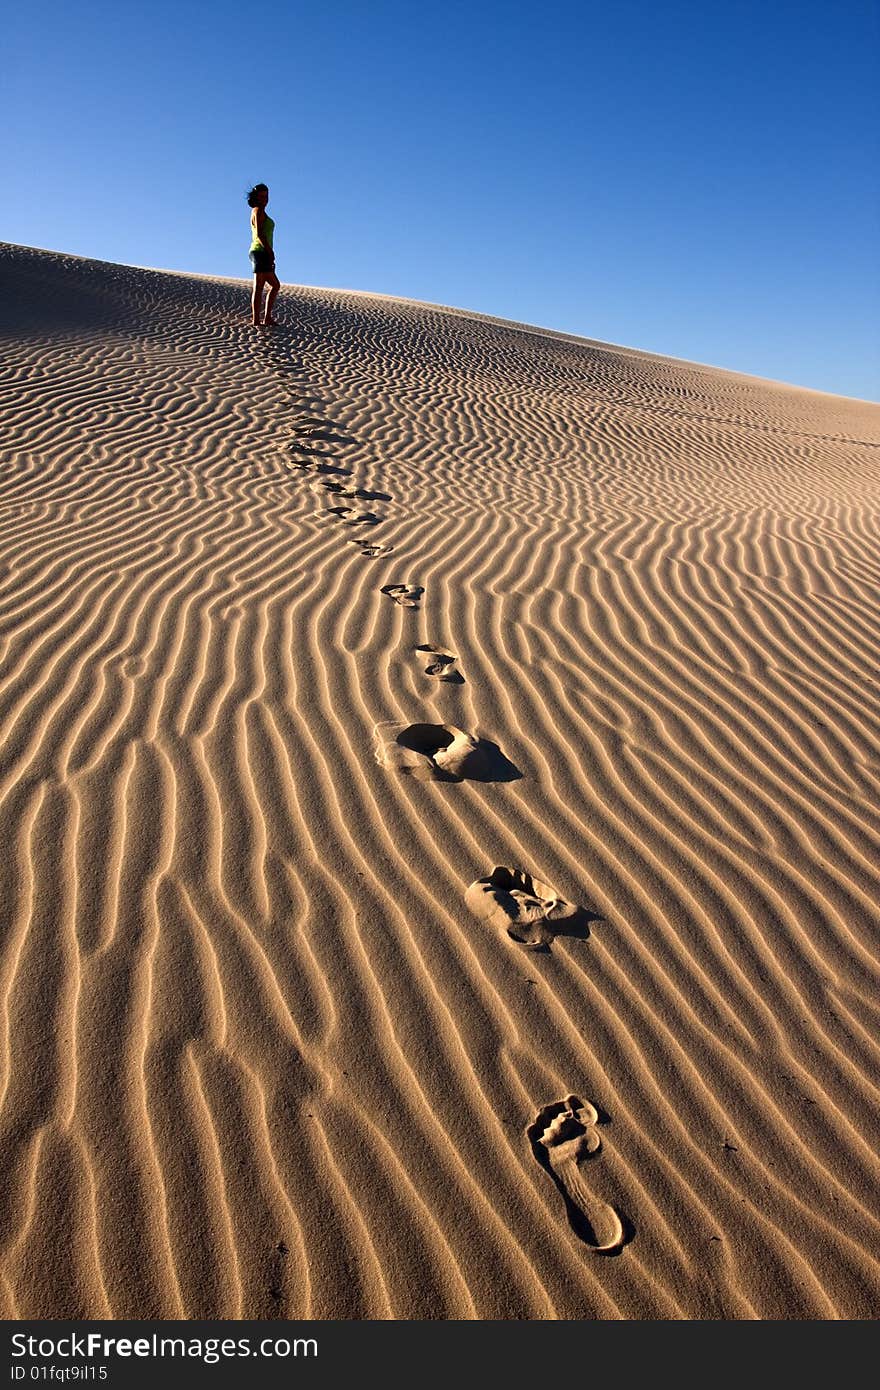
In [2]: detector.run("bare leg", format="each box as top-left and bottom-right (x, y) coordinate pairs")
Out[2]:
(264, 273), (281, 325)
(251, 273), (267, 325)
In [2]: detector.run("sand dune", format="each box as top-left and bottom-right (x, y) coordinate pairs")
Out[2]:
(1, 242), (879, 1319)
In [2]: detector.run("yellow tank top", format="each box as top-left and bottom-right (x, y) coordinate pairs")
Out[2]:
(250, 213), (274, 253)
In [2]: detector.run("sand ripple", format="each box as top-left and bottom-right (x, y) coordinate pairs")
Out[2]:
(1, 243), (879, 1318)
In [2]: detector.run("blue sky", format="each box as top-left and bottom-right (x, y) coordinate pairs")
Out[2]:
(5, 0), (879, 400)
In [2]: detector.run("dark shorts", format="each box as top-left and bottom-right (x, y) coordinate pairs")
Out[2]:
(249, 248), (275, 275)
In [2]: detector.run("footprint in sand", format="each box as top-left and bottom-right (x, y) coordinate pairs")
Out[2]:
(309, 479), (345, 495)
(310, 505), (380, 528)
(373, 723), (520, 782)
(306, 429), (355, 446)
(291, 416), (329, 428)
(381, 583), (423, 608)
(311, 485), (391, 503)
(528, 1096), (626, 1253)
(464, 865), (589, 949)
(330, 507), (382, 525)
(312, 480), (388, 502)
(416, 643), (464, 683)
(349, 539), (394, 557)
(374, 721), (489, 781)
(343, 487), (392, 503)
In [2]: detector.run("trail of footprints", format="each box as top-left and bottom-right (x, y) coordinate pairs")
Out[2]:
(275, 370), (629, 1257)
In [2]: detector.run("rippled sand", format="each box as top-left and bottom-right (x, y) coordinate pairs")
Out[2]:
(1, 243), (879, 1318)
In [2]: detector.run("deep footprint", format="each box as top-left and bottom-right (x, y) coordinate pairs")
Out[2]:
(464, 865), (588, 949)
(381, 583), (423, 608)
(374, 723), (520, 782)
(374, 722), (489, 780)
(310, 479), (346, 494)
(315, 482), (391, 502)
(350, 540), (394, 557)
(324, 506), (381, 524)
(416, 644), (464, 683)
(342, 487), (392, 502)
(528, 1097), (626, 1253)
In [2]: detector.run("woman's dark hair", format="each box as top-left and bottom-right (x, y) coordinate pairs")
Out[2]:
(246, 184), (269, 207)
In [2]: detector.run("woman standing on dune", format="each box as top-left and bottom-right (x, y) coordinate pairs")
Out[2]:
(247, 183), (280, 326)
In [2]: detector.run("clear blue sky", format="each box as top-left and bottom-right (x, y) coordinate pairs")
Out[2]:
(6, 0), (879, 400)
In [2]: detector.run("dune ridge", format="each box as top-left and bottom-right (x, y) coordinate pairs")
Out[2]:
(1, 243), (879, 1318)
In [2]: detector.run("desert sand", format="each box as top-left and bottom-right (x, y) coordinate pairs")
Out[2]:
(1, 242), (879, 1319)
